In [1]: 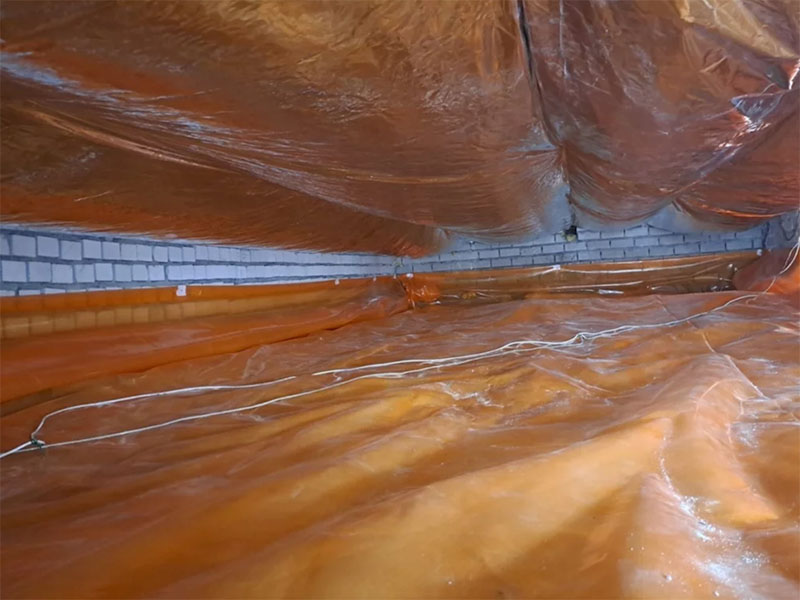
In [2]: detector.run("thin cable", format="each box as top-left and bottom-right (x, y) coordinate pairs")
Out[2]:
(1, 291), (773, 457)
(0, 441), (35, 460)
(3, 244), (797, 460)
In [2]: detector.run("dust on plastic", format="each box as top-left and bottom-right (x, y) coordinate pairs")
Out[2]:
(1, 254), (798, 598)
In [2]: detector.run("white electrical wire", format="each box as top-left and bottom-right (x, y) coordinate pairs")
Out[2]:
(2, 241), (797, 460)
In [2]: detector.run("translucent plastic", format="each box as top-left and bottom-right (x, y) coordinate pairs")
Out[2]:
(0, 253), (757, 401)
(1, 273), (798, 598)
(1, 1), (797, 254)
(734, 248), (800, 300)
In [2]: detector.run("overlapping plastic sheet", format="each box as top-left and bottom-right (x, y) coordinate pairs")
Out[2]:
(1, 255), (799, 598)
(1, 0), (798, 254)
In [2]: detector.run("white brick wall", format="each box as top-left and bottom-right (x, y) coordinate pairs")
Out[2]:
(0, 218), (790, 297)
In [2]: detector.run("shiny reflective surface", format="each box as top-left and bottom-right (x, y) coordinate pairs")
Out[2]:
(1, 1), (797, 254)
(1, 284), (798, 598)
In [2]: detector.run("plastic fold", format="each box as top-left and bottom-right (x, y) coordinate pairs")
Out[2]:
(1, 255), (798, 598)
(1, 0), (797, 254)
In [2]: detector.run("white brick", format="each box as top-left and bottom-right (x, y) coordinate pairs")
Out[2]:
(682, 233), (706, 243)
(292, 251), (316, 264)
(578, 250), (602, 261)
(61, 240), (82, 260)
(564, 241), (587, 251)
(726, 239), (753, 251)
(623, 225), (649, 237)
(95, 263), (114, 281)
(83, 239), (102, 259)
(649, 247), (674, 257)
(541, 243), (565, 253)
(208, 246), (222, 261)
(136, 244), (153, 262)
(499, 248), (519, 257)
(75, 264), (95, 283)
(533, 255), (555, 265)
(132, 264), (149, 281)
(0, 235), (10, 255)
(52, 264), (74, 284)
(600, 248), (625, 259)
(634, 236), (658, 247)
(195, 245), (209, 261)
(247, 265), (267, 278)
(37, 236), (60, 257)
(236, 266), (248, 279)
(587, 240), (610, 249)
(1, 260), (27, 282)
(168, 265), (192, 280)
(283, 265), (308, 277)
(119, 244), (137, 261)
(19, 289), (40, 296)
(206, 265), (227, 279)
(0, 289), (15, 297)
(182, 246), (196, 262)
(29, 261), (52, 282)
(114, 264), (132, 281)
(272, 249), (294, 262)
(193, 265), (207, 279)
(102, 241), (121, 259)
(623, 247), (649, 259)
(148, 265), (165, 281)
(700, 240), (725, 253)
(577, 229), (601, 240)
(11, 235), (36, 257)
(478, 249), (499, 259)
(153, 246), (169, 262)
(660, 234), (683, 245)
(168, 247), (183, 262)
(673, 242), (700, 254)
(512, 256), (534, 266)
(44, 288), (65, 294)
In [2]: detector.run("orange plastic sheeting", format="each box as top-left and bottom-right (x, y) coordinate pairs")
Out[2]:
(2, 1), (797, 255)
(0, 254), (757, 400)
(0, 277), (403, 339)
(1, 290), (798, 598)
(523, 0), (799, 229)
(404, 251), (759, 304)
(734, 248), (800, 301)
(0, 279), (408, 403)
(0, 0), (554, 254)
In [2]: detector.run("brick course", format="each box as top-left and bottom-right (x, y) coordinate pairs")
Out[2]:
(0, 217), (792, 297)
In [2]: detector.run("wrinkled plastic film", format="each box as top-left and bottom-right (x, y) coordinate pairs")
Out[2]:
(523, 0), (799, 230)
(1, 0), (797, 254)
(0, 0), (565, 252)
(734, 247), (800, 299)
(402, 251), (758, 304)
(0, 253), (758, 402)
(1, 286), (798, 598)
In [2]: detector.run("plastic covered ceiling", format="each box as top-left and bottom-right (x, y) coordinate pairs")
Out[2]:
(1, 0), (798, 256)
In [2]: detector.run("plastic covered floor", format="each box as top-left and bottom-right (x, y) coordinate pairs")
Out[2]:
(1, 254), (798, 599)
